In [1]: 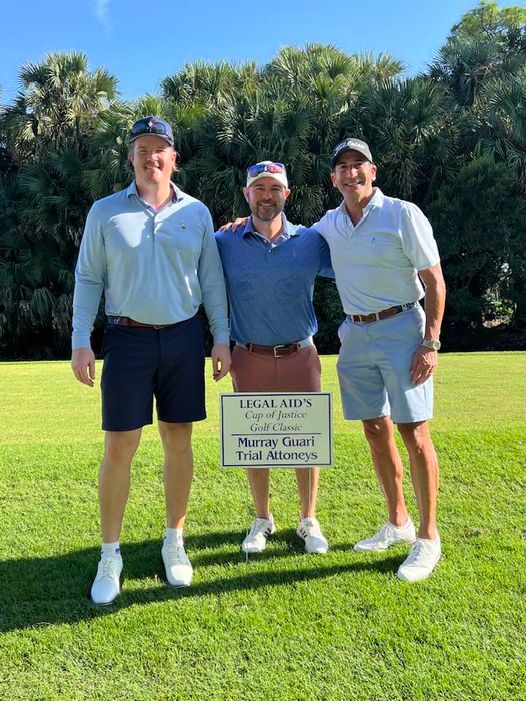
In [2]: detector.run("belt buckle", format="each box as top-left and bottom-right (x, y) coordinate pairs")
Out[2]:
(273, 344), (286, 357)
(153, 324), (164, 330)
(360, 312), (379, 323)
(112, 317), (122, 325)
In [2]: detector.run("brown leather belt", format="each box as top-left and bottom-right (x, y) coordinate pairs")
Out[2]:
(348, 302), (415, 324)
(246, 343), (299, 357)
(236, 338), (313, 358)
(107, 316), (175, 329)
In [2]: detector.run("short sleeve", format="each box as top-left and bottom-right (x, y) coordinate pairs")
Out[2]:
(400, 203), (440, 271)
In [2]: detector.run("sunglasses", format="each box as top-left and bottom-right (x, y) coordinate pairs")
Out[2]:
(131, 118), (172, 139)
(247, 162), (286, 177)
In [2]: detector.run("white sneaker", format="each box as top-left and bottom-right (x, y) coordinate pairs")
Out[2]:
(161, 541), (193, 587)
(90, 556), (122, 606)
(242, 515), (276, 554)
(353, 518), (416, 552)
(397, 537), (441, 582)
(297, 517), (329, 554)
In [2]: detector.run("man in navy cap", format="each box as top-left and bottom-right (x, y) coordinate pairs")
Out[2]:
(71, 116), (230, 604)
(315, 137), (446, 582)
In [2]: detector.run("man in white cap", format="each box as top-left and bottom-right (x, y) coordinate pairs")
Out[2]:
(216, 161), (333, 555)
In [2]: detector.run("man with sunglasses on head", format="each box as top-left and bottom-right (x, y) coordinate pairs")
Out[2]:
(71, 116), (230, 605)
(216, 161), (333, 556)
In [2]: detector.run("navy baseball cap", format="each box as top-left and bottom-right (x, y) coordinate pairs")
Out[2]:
(331, 138), (373, 168)
(129, 116), (174, 146)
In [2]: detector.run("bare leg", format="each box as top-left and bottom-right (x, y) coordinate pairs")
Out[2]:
(158, 421), (194, 529)
(362, 417), (409, 526)
(295, 468), (320, 519)
(397, 421), (439, 540)
(247, 468), (271, 519)
(99, 429), (142, 543)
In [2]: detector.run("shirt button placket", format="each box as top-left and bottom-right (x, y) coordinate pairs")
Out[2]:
(146, 210), (155, 239)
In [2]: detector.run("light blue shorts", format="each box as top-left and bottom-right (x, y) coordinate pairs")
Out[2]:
(336, 305), (433, 423)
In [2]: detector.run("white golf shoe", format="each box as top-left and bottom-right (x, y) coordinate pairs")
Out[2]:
(242, 515), (276, 554)
(90, 556), (122, 606)
(161, 541), (193, 587)
(353, 518), (416, 552)
(397, 537), (441, 582)
(296, 517), (329, 554)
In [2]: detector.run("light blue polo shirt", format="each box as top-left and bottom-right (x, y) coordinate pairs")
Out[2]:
(72, 181), (229, 349)
(215, 214), (333, 346)
(314, 189), (440, 315)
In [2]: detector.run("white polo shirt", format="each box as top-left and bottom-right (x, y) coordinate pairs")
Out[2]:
(313, 189), (440, 315)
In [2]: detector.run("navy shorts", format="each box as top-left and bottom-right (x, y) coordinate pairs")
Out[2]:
(100, 315), (206, 431)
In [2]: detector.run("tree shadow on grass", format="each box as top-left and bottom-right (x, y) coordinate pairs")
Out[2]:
(0, 531), (405, 633)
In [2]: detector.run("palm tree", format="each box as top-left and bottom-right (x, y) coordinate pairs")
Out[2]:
(168, 45), (406, 224)
(429, 1), (526, 108)
(162, 60), (259, 108)
(3, 52), (117, 159)
(0, 52), (118, 357)
(471, 73), (526, 189)
(355, 77), (456, 204)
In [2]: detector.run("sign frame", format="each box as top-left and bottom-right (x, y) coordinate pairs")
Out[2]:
(219, 392), (333, 468)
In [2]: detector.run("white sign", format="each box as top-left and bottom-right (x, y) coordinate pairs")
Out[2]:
(220, 392), (333, 468)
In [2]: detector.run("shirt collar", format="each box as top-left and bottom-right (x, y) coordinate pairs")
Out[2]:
(338, 187), (383, 216)
(243, 213), (297, 241)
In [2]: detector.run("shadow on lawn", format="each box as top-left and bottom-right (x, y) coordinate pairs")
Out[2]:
(0, 531), (405, 633)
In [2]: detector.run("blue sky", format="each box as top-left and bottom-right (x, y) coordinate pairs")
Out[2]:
(1, 0), (520, 104)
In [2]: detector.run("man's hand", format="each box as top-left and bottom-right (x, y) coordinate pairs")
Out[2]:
(71, 348), (96, 387)
(211, 344), (231, 381)
(410, 345), (438, 385)
(218, 217), (248, 233)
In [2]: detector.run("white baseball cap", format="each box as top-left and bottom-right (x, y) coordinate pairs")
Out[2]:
(246, 161), (288, 188)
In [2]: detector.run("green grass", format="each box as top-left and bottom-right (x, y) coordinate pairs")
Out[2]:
(0, 353), (525, 700)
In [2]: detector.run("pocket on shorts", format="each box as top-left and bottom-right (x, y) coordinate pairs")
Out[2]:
(409, 304), (425, 340)
(230, 345), (241, 372)
(305, 346), (322, 376)
(338, 319), (350, 345)
(314, 351), (322, 375)
(100, 327), (112, 358)
(100, 324), (132, 358)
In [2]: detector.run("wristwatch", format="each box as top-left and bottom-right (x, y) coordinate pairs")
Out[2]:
(422, 338), (441, 351)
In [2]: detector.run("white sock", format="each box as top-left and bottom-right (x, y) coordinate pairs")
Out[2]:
(165, 528), (184, 545)
(101, 542), (121, 559)
(391, 518), (410, 529)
